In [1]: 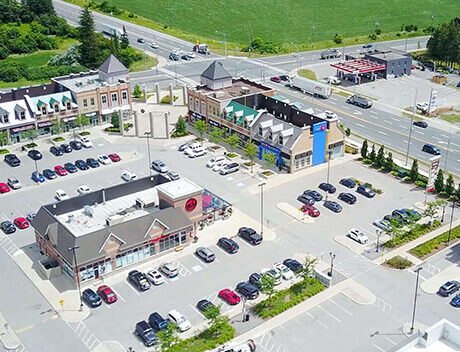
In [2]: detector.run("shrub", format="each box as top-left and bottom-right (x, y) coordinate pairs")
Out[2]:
(384, 221), (441, 248)
(52, 136), (65, 142)
(375, 28), (382, 35)
(404, 176), (412, 182)
(79, 131), (90, 136)
(160, 95), (179, 104)
(410, 225), (460, 258)
(333, 33), (343, 44)
(392, 171), (398, 177)
(363, 158), (373, 164)
(396, 32), (401, 37)
(384, 256), (413, 269)
(369, 34), (377, 40)
(415, 180), (427, 187)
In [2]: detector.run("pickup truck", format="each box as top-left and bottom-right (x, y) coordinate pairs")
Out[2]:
(321, 48), (341, 59)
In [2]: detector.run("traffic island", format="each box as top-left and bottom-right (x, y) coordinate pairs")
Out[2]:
(0, 313), (21, 350)
(276, 202), (315, 224)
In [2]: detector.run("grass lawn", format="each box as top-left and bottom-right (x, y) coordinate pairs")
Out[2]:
(297, 69), (317, 80)
(439, 113), (460, 123)
(129, 53), (158, 72)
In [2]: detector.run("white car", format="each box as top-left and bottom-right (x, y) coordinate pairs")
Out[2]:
(188, 148), (206, 158)
(77, 185), (91, 195)
(121, 170), (137, 182)
(151, 43), (159, 49)
(261, 268), (282, 285)
(184, 143), (201, 156)
(152, 160), (169, 173)
(187, 52), (196, 59)
(212, 159), (229, 172)
(80, 137), (93, 148)
(168, 310), (191, 332)
(347, 228), (369, 244)
(206, 156), (226, 168)
(218, 340), (256, 352)
(273, 262), (294, 280)
(416, 102), (429, 112)
(146, 270), (165, 285)
(324, 110), (338, 119)
(55, 189), (70, 201)
(97, 155), (111, 165)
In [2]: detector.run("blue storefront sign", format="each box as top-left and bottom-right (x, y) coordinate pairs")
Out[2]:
(312, 121), (327, 166)
(259, 142), (282, 166)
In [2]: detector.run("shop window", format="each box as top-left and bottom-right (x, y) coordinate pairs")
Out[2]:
(83, 99), (88, 107)
(195, 99), (199, 113)
(111, 93), (118, 103)
(116, 255), (122, 268)
(258, 126), (263, 136)
(201, 102), (206, 115)
(278, 134), (283, 145)
(101, 95), (107, 104)
(90, 98), (95, 106)
(300, 158), (305, 167)
(122, 91), (127, 100)
(295, 159), (300, 169)
(306, 155), (311, 165)
(189, 97), (194, 110)
(268, 131), (273, 141)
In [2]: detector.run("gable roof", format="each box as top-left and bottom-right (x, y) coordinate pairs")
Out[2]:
(0, 107), (7, 116)
(201, 61), (232, 81)
(98, 54), (128, 74)
(224, 101), (258, 127)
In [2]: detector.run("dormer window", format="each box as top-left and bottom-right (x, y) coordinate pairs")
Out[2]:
(54, 104), (59, 112)
(278, 135), (284, 145)
(243, 120), (248, 129)
(66, 102), (71, 110)
(258, 126), (262, 136)
(3, 114), (8, 123)
(233, 114), (237, 124)
(268, 131), (273, 141)
(20, 111), (25, 119)
(41, 106), (47, 115)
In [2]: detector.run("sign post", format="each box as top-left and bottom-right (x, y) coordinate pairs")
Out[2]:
(59, 299), (64, 311)
(426, 155), (441, 202)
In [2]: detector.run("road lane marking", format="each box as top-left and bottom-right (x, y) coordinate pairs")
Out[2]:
(378, 131), (387, 136)
(356, 123), (365, 128)
(384, 120), (393, 124)
(370, 115), (378, 119)
(414, 130), (424, 135)
(317, 305), (341, 322)
(391, 117), (399, 122)
(329, 298), (353, 315)
(373, 344), (386, 352)
(399, 125), (406, 129)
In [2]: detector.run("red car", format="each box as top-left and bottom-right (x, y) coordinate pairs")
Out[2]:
(14, 217), (29, 229)
(270, 76), (281, 83)
(0, 183), (10, 193)
(54, 165), (68, 176)
(97, 285), (118, 304)
(108, 153), (121, 162)
(301, 204), (320, 217)
(219, 289), (241, 305)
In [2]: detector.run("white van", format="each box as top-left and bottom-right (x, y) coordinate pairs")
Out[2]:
(184, 143), (201, 156)
(327, 76), (341, 85)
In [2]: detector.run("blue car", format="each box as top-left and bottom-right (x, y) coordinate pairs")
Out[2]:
(450, 294), (460, 307)
(31, 171), (45, 183)
(363, 43), (373, 49)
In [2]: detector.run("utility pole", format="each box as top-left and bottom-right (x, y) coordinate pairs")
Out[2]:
(328, 252), (336, 277)
(258, 182), (266, 236)
(215, 31), (227, 56)
(405, 89), (418, 165)
(144, 42), (147, 70)
(68, 246), (83, 311)
(410, 267), (423, 334)
(443, 127), (458, 173)
(376, 230), (381, 252)
(447, 200), (455, 246)
(248, 23), (251, 57)
(144, 132), (152, 175)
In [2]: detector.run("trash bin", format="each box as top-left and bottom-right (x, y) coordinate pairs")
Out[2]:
(243, 313), (250, 322)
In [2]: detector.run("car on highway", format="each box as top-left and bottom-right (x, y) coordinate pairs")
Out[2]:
(108, 153), (121, 162)
(164, 171), (180, 181)
(373, 219), (391, 231)
(273, 262), (294, 280)
(323, 200), (342, 213)
(219, 289), (241, 305)
(54, 165), (67, 176)
(279, 74), (290, 81)
(212, 159), (229, 172)
(69, 141), (82, 150)
(97, 155), (111, 165)
(152, 160), (169, 173)
(186, 52), (196, 58)
(217, 237), (239, 253)
(121, 170), (137, 181)
(80, 137), (93, 148)
(261, 268), (282, 285)
(97, 285), (117, 304)
(238, 227), (262, 245)
(75, 160), (89, 170)
(7, 177), (21, 190)
(422, 144), (441, 155)
(28, 149), (42, 160)
(151, 43), (159, 49)
(339, 178), (356, 188)
(195, 247), (215, 262)
(50, 146), (64, 156)
(283, 258), (303, 272)
(413, 121), (428, 128)
(64, 162), (78, 173)
(55, 189), (69, 201)
(4, 154), (21, 167)
(188, 148), (206, 158)
(31, 171), (45, 183)
(167, 310), (191, 332)
(86, 158), (99, 168)
(60, 144), (72, 153)
(303, 190), (323, 201)
(82, 288), (102, 308)
(137, 38), (145, 43)
(219, 162), (240, 175)
(14, 217), (29, 229)
(169, 52), (180, 61)
(146, 270), (165, 285)
(0, 183), (10, 193)
(43, 169), (57, 180)
(324, 110), (338, 119)
(77, 185), (91, 195)
(270, 76), (282, 83)
(159, 263), (178, 278)
(363, 43), (373, 48)
(135, 320), (159, 347)
(26, 212), (36, 222)
(206, 156), (226, 168)
(301, 204), (320, 217)
(219, 340), (256, 352)
(196, 299), (215, 313)
(319, 182), (336, 193)
(357, 185), (375, 198)
(1, 221), (16, 234)
(347, 228), (369, 244)
(181, 54), (193, 60)
(338, 192), (357, 204)
(236, 282), (259, 300)
(450, 294), (460, 308)
(438, 281), (460, 297)
(297, 194), (315, 205)
(128, 270), (151, 291)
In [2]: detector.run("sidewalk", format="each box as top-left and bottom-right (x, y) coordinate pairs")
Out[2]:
(0, 312), (21, 350)
(420, 264), (460, 294)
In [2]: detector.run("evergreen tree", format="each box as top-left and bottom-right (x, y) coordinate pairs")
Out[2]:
(133, 84), (142, 99)
(25, 0), (55, 17)
(384, 152), (394, 171)
(369, 144), (376, 162)
(445, 173), (455, 195)
(78, 7), (100, 69)
(410, 159), (419, 181)
(175, 116), (187, 136)
(109, 33), (120, 56)
(111, 112), (120, 129)
(361, 139), (368, 159)
(434, 169), (444, 193)
(120, 25), (129, 50)
(375, 145), (385, 167)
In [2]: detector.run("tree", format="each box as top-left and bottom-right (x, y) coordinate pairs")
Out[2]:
(243, 140), (258, 173)
(384, 152), (394, 171)
(22, 128), (38, 141)
(264, 151), (278, 168)
(259, 273), (276, 300)
(120, 25), (129, 50)
(295, 256), (318, 288)
(109, 33), (120, 56)
(225, 133), (240, 153)
(410, 159), (419, 181)
(434, 169), (444, 193)
(111, 112), (120, 129)
(423, 200), (446, 224)
(25, 0), (55, 16)
(375, 145), (385, 167)
(74, 114), (90, 131)
(0, 131), (8, 150)
(194, 120), (207, 145)
(132, 84), (142, 99)
(156, 322), (179, 352)
(203, 304), (226, 330)
(51, 119), (65, 135)
(78, 7), (101, 69)
(427, 19), (460, 66)
(361, 139), (368, 159)
(369, 144), (376, 162)
(445, 173), (455, 195)
(209, 126), (224, 145)
(175, 116), (187, 136)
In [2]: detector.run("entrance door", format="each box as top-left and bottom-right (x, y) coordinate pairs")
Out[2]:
(94, 266), (99, 280)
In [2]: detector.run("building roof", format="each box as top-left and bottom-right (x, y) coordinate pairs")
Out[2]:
(330, 59), (386, 74)
(201, 61), (232, 81)
(0, 98), (34, 130)
(156, 178), (203, 201)
(29, 91), (76, 115)
(98, 54), (128, 75)
(223, 101), (259, 127)
(366, 50), (411, 61)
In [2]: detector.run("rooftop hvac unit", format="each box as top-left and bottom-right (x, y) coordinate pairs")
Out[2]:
(240, 86), (250, 95)
(214, 91), (225, 98)
(136, 196), (156, 209)
(106, 214), (124, 226)
(83, 205), (94, 217)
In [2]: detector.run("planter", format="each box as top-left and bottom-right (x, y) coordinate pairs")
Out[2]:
(259, 170), (277, 179)
(241, 162), (261, 173)
(226, 152), (241, 161)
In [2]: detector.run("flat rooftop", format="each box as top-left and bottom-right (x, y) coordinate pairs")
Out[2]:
(408, 339), (458, 352)
(54, 72), (126, 93)
(367, 51), (411, 61)
(156, 178), (203, 200)
(331, 59), (386, 73)
(198, 78), (273, 101)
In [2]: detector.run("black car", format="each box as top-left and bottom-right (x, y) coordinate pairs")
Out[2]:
(50, 146), (64, 156)
(338, 192), (357, 204)
(297, 194), (315, 205)
(60, 144), (72, 153)
(181, 54), (192, 60)
(383, 214), (403, 226)
(249, 273), (263, 288)
(357, 185), (375, 198)
(82, 288), (102, 307)
(392, 209), (411, 223)
(319, 182), (336, 194)
(4, 154), (21, 167)
(86, 158), (100, 168)
(148, 312), (168, 332)
(64, 162), (78, 173)
(28, 149), (42, 160)
(438, 281), (460, 297)
(422, 144), (441, 155)
(75, 159), (89, 170)
(339, 178), (356, 188)
(137, 38), (145, 43)
(279, 74), (290, 81)
(283, 258), (303, 272)
(196, 299), (215, 313)
(236, 282), (259, 300)
(413, 121), (428, 128)
(135, 320), (159, 347)
(43, 169), (57, 180)
(169, 53), (179, 61)
(303, 190), (323, 201)
(1, 221), (16, 234)
(323, 200), (342, 213)
(217, 237), (239, 254)
(238, 227), (262, 245)
(129, 270), (151, 291)
(402, 208), (421, 221)
(69, 141), (83, 150)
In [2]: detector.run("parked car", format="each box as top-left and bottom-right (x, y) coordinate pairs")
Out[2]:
(270, 76), (282, 83)
(219, 289), (241, 305)
(422, 144), (441, 155)
(28, 150), (42, 160)
(261, 268), (282, 285)
(195, 247), (215, 262)
(450, 294), (460, 308)
(273, 262), (294, 280)
(167, 310), (191, 332)
(135, 320), (159, 347)
(82, 288), (102, 308)
(178, 142), (192, 152)
(86, 158), (100, 168)
(148, 312), (168, 332)
(121, 170), (137, 181)
(128, 270), (151, 291)
(7, 177), (21, 190)
(213, 159), (229, 172)
(146, 270), (165, 285)
(402, 208), (422, 221)
(69, 141), (82, 150)
(217, 237), (239, 253)
(206, 156), (226, 168)
(97, 285), (117, 304)
(219, 340), (256, 352)
(319, 182), (336, 193)
(14, 217), (29, 229)
(0, 183), (10, 193)
(357, 185), (375, 198)
(301, 204), (320, 217)
(339, 178), (356, 188)
(413, 121), (428, 128)
(75, 160), (89, 170)
(54, 165), (67, 176)
(60, 144), (72, 153)
(383, 214), (404, 226)
(108, 153), (121, 162)
(64, 162), (78, 173)
(1, 221), (16, 234)
(283, 258), (303, 272)
(50, 146), (64, 156)
(196, 299), (215, 313)
(303, 190), (323, 201)
(159, 263), (178, 278)
(164, 171), (180, 181)
(249, 273), (264, 288)
(188, 148), (206, 158)
(97, 155), (111, 165)
(31, 171), (45, 183)
(26, 212), (36, 222)
(238, 227), (262, 245)
(152, 160), (169, 173)
(297, 194), (315, 205)
(338, 192), (357, 204)
(77, 185), (91, 195)
(80, 137), (93, 148)
(220, 162), (239, 175)
(323, 200), (342, 213)
(347, 228), (369, 244)
(55, 189), (69, 201)
(43, 169), (57, 180)
(416, 102), (429, 112)
(4, 154), (21, 167)
(236, 282), (259, 300)
(373, 219), (391, 231)
(392, 209), (411, 223)
(438, 281), (460, 297)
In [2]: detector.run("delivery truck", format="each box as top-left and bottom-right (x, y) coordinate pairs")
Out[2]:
(288, 76), (332, 99)
(100, 23), (123, 37)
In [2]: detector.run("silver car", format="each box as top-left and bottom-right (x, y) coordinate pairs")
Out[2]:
(159, 263), (178, 278)
(373, 219), (391, 231)
(152, 160), (169, 173)
(7, 177), (22, 190)
(195, 247), (215, 262)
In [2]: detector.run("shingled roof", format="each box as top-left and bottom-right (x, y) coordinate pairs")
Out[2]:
(201, 61), (232, 81)
(98, 54), (128, 74)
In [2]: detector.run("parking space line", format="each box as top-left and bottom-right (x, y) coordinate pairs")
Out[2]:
(237, 239), (253, 249)
(193, 255), (207, 268)
(306, 312), (328, 329)
(111, 288), (125, 302)
(317, 305), (341, 322)
(385, 337), (397, 345)
(372, 344), (385, 352)
(188, 303), (204, 316)
(214, 246), (233, 258)
(125, 281), (141, 296)
(328, 298), (353, 316)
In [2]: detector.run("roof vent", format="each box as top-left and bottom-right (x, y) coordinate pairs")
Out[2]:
(67, 214), (74, 223)
(83, 205), (94, 217)
(106, 214), (124, 226)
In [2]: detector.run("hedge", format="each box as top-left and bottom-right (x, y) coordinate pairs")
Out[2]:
(384, 256), (413, 269)
(410, 224), (460, 258)
(160, 95), (179, 104)
(384, 220), (441, 248)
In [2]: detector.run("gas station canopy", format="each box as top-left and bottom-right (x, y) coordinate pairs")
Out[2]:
(330, 59), (386, 74)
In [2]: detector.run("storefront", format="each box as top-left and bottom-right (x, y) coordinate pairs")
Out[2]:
(259, 142), (282, 166)
(10, 124), (36, 143)
(294, 151), (312, 171)
(37, 121), (52, 136)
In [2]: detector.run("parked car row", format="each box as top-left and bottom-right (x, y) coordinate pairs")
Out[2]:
(373, 208), (422, 231)
(437, 281), (460, 308)
(0, 217), (30, 234)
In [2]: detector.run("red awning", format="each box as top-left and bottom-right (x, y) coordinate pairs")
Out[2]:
(331, 59), (386, 74)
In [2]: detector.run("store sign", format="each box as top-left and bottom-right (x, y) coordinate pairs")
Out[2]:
(428, 90), (437, 113)
(427, 155), (441, 191)
(208, 119), (219, 127)
(38, 121), (52, 128)
(261, 142), (281, 155)
(11, 124), (35, 133)
(185, 198), (197, 211)
(312, 121), (327, 134)
(191, 112), (203, 120)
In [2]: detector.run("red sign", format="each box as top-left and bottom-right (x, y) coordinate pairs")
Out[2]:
(185, 198), (197, 211)
(427, 186), (435, 193)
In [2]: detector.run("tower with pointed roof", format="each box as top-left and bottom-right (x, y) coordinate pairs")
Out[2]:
(98, 54), (129, 84)
(200, 61), (232, 90)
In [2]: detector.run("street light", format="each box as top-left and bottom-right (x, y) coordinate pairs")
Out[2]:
(291, 42), (300, 72)
(258, 182), (266, 236)
(30, 137), (38, 173)
(410, 267), (423, 334)
(144, 131), (152, 175)
(443, 127), (459, 174)
(328, 252), (336, 277)
(325, 150), (333, 201)
(235, 59), (244, 78)
(447, 199), (456, 246)
(215, 30), (227, 57)
(68, 246), (83, 311)
(376, 230), (382, 252)
(405, 88), (418, 165)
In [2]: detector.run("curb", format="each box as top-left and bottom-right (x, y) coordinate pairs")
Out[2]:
(0, 314), (21, 350)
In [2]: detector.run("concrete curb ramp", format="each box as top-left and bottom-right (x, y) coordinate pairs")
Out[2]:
(276, 202), (315, 224)
(0, 313), (20, 350)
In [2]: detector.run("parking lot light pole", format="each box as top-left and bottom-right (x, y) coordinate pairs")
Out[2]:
(376, 230), (382, 252)
(325, 150), (333, 201)
(328, 252), (336, 277)
(405, 89), (418, 165)
(144, 131), (152, 175)
(447, 199), (456, 246)
(68, 246), (83, 311)
(258, 182), (266, 236)
(443, 127), (458, 173)
(215, 31), (227, 56)
(410, 267), (423, 334)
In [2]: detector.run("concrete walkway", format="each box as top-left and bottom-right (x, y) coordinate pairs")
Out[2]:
(420, 264), (460, 295)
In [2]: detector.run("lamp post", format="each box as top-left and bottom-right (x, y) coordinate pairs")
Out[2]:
(68, 246), (83, 311)
(443, 127), (458, 173)
(144, 131), (152, 175)
(291, 42), (300, 72)
(447, 199), (456, 246)
(405, 89), (418, 165)
(328, 252), (336, 277)
(258, 182), (266, 236)
(410, 267), (423, 334)
(215, 31), (227, 57)
(235, 59), (243, 78)
(30, 137), (38, 173)
(325, 150), (333, 201)
(376, 230), (382, 252)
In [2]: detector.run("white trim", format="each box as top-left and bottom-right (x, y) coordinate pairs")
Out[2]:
(143, 218), (170, 238)
(98, 232), (126, 253)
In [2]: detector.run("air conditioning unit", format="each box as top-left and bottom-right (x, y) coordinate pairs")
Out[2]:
(106, 214), (124, 226)
(214, 91), (225, 98)
(240, 86), (250, 95)
(136, 196), (156, 209)
(83, 205), (94, 217)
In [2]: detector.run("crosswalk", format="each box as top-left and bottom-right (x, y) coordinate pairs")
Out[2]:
(334, 255), (377, 279)
(165, 56), (219, 67)
(0, 236), (20, 258)
(66, 321), (101, 351)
